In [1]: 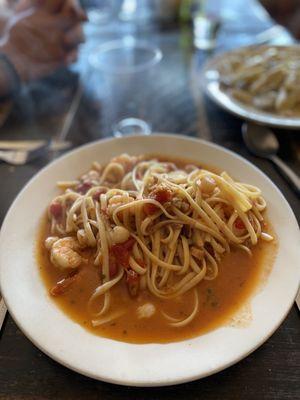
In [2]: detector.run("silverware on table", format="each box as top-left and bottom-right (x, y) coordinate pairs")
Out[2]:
(243, 122), (300, 311)
(0, 140), (71, 152)
(242, 122), (300, 197)
(0, 142), (50, 165)
(54, 83), (83, 143)
(47, 83), (82, 162)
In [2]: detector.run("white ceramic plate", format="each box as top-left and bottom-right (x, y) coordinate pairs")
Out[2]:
(202, 46), (300, 129)
(0, 134), (299, 386)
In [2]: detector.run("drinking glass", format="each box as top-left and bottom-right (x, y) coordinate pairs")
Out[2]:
(84, 0), (115, 24)
(193, 13), (221, 50)
(88, 37), (162, 137)
(192, 0), (222, 50)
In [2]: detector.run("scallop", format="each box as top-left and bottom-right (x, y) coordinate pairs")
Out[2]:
(137, 303), (156, 319)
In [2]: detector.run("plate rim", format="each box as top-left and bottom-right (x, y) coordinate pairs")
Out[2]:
(0, 133), (299, 386)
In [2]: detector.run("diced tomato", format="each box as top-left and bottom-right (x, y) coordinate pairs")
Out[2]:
(144, 187), (173, 215)
(49, 202), (63, 220)
(50, 273), (78, 296)
(126, 268), (139, 297)
(150, 187), (173, 204)
(108, 254), (118, 278)
(76, 181), (92, 194)
(92, 188), (106, 201)
(144, 203), (159, 215)
(111, 238), (135, 268)
(234, 217), (245, 230)
(121, 237), (135, 251)
(136, 258), (146, 268)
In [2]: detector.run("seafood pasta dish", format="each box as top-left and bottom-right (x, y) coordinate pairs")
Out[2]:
(37, 154), (275, 343)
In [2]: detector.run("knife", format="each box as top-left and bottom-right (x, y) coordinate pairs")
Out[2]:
(0, 140), (71, 152)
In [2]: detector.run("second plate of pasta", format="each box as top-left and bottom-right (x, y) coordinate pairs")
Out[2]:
(202, 45), (300, 129)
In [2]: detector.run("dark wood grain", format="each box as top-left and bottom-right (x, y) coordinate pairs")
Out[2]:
(0, 1), (300, 399)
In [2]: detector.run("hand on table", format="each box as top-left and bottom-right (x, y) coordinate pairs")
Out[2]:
(0, 0), (86, 88)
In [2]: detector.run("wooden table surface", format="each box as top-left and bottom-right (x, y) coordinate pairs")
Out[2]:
(0, 1), (299, 399)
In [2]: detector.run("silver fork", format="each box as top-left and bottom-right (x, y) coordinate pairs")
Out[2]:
(0, 142), (49, 165)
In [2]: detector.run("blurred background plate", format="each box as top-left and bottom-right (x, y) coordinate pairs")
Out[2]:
(202, 46), (300, 129)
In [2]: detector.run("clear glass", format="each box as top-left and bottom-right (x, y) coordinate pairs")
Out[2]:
(88, 37), (162, 137)
(193, 13), (221, 50)
(192, 0), (222, 50)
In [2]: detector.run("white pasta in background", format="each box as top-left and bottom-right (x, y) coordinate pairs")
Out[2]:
(218, 45), (300, 116)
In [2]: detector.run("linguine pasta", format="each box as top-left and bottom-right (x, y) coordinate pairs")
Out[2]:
(44, 154), (273, 328)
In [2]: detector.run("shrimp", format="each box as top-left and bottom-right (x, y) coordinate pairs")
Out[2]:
(111, 154), (138, 173)
(45, 236), (59, 250)
(46, 237), (83, 270)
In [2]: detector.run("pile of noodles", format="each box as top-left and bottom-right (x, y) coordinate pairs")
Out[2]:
(47, 154), (273, 327)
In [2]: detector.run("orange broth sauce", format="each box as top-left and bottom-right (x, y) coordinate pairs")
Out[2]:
(36, 156), (277, 344)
